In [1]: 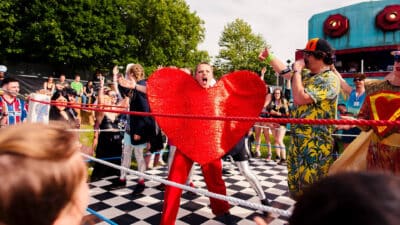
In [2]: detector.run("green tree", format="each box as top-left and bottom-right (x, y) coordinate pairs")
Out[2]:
(215, 18), (274, 84)
(0, 0), (23, 59)
(0, 0), (207, 76)
(125, 0), (208, 72)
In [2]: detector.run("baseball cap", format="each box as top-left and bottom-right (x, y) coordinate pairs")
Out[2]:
(0, 65), (7, 73)
(391, 50), (400, 62)
(298, 38), (334, 54)
(391, 50), (400, 56)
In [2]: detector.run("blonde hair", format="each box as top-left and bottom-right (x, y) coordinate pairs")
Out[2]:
(127, 63), (145, 81)
(0, 122), (87, 225)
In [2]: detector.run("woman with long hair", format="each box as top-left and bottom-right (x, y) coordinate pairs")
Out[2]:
(43, 75), (55, 95)
(268, 87), (290, 165)
(49, 91), (79, 128)
(254, 88), (272, 159)
(91, 76), (128, 183)
(112, 63), (159, 195)
(83, 80), (95, 105)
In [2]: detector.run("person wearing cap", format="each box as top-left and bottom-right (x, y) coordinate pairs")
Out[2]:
(0, 65), (7, 82)
(0, 77), (28, 127)
(356, 50), (400, 174)
(259, 38), (340, 199)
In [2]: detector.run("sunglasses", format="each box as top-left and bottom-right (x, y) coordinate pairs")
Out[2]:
(394, 55), (400, 62)
(353, 78), (363, 82)
(303, 51), (315, 57)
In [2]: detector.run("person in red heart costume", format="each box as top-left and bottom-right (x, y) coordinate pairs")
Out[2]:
(356, 51), (400, 174)
(159, 62), (233, 225)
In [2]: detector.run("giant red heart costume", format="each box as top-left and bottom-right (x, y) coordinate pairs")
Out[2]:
(147, 68), (266, 165)
(368, 91), (400, 137)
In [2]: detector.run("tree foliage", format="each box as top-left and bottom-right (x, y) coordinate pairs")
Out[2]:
(0, 0), (208, 76)
(215, 18), (275, 84)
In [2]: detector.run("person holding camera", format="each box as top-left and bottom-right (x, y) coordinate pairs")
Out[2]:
(259, 38), (340, 200)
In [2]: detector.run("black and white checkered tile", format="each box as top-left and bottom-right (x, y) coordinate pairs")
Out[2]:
(88, 158), (294, 225)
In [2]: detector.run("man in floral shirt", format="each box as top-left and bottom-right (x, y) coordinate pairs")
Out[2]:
(259, 38), (340, 199)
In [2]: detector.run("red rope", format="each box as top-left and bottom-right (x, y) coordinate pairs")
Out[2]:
(30, 98), (400, 127)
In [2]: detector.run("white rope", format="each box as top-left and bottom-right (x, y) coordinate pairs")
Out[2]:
(254, 124), (285, 131)
(82, 153), (292, 217)
(332, 133), (359, 137)
(68, 128), (125, 133)
(254, 125), (359, 137)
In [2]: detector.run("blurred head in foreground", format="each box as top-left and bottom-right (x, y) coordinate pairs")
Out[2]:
(0, 122), (88, 225)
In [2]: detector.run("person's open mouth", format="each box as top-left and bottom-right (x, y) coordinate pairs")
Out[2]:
(202, 77), (208, 85)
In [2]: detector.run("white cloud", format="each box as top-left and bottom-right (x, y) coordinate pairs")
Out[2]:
(186, 0), (368, 62)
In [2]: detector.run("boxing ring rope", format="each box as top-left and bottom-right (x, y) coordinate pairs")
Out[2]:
(82, 153), (292, 217)
(32, 98), (400, 127)
(86, 208), (118, 225)
(29, 97), (400, 222)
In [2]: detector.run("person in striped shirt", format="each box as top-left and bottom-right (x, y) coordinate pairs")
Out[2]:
(0, 77), (27, 127)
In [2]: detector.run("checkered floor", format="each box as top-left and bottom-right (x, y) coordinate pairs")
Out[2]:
(88, 158), (294, 225)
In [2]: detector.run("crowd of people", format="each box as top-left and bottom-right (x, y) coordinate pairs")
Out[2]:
(0, 37), (399, 225)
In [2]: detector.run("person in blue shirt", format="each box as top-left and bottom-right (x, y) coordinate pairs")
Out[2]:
(331, 67), (366, 147)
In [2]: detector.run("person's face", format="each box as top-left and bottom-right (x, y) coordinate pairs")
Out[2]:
(60, 75), (66, 82)
(338, 105), (347, 113)
(195, 64), (214, 88)
(4, 82), (20, 97)
(303, 51), (319, 71)
(109, 91), (118, 104)
(75, 76), (80, 82)
(55, 95), (68, 111)
(105, 91), (118, 105)
(274, 90), (282, 99)
(67, 94), (76, 103)
(48, 77), (54, 82)
(394, 55), (400, 72)
(0, 72), (4, 79)
(133, 65), (143, 74)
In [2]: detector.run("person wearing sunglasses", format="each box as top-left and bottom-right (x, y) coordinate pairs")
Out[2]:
(356, 50), (400, 174)
(330, 65), (366, 148)
(259, 38), (340, 200)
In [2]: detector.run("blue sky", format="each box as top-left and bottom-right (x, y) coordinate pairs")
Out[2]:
(185, 0), (369, 62)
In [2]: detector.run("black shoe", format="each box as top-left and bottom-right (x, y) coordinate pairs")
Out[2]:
(223, 212), (235, 225)
(132, 183), (145, 196)
(275, 156), (281, 162)
(107, 179), (126, 190)
(155, 183), (165, 191)
(222, 168), (231, 175)
(278, 159), (286, 165)
(261, 198), (271, 217)
(90, 176), (102, 182)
